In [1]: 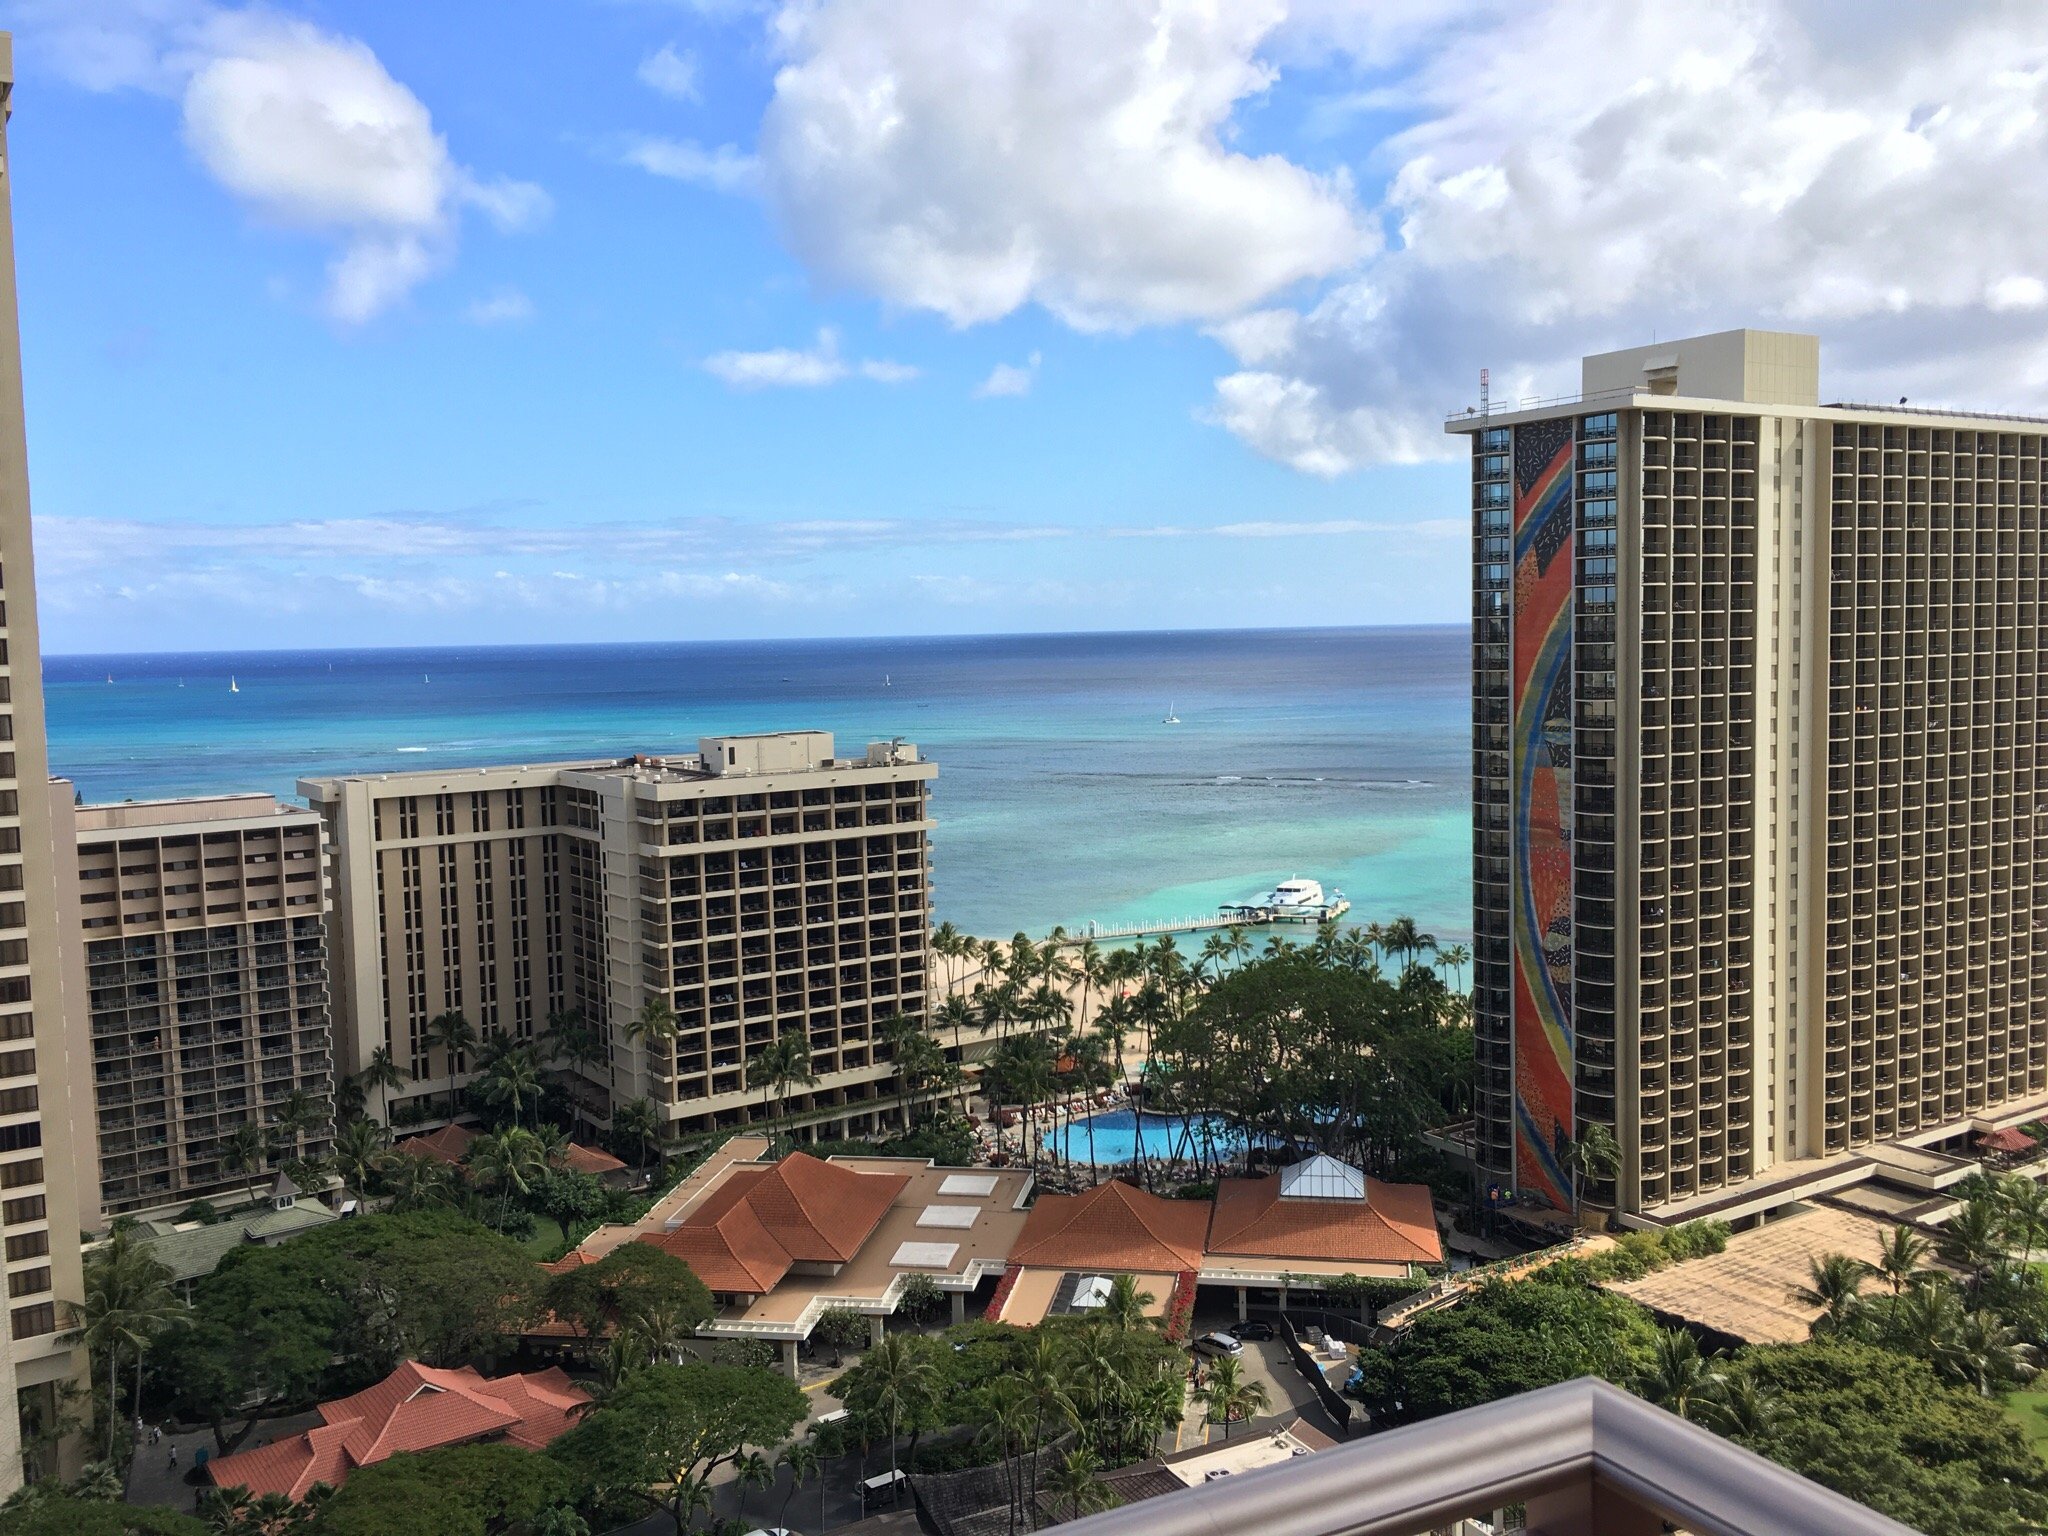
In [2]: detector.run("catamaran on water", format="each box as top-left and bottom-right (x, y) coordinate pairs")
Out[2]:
(1219, 877), (1351, 924)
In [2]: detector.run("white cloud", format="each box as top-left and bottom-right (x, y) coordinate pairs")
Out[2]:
(973, 351), (1041, 398)
(638, 42), (701, 100)
(23, 5), (544, 323)
(756, 0), (1366, 330)
(465, 287), (537, 326)
(1205, 0), (2048, 474)
(621, 136), (759, 193)
(703, 327), (917, 388)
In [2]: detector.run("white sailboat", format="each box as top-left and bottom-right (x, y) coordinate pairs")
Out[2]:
(1162, 701), (1181, 724)
(229, 677), (239, 694)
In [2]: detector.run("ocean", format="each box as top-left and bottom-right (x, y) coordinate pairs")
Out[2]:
(43, 627), (1474, 942)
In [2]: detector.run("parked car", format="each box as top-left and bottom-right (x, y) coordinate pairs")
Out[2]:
(1232, 1319), (1276, 1341)
(1194, 1331), (1244, 1357)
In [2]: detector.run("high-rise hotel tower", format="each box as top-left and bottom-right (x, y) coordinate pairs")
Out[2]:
(1458, 330), (2048, 1222)
(0, 37), (91, 1487)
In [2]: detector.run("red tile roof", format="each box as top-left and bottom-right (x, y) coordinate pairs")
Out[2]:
(565, 1141), (627, 1176)
(646, 1152), (908, 1294)
(395, 1125), (624, 1178)
(392, 1124), (477, 1166)
(205, 1362), (588, 1500)
(1207, 1171), (1441, 1266)
(1978, 1126), (2037, 1154)
(1010, 1180), (1209, 1272)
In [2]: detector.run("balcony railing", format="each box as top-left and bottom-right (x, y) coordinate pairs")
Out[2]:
(1054, 1378), (1915, 1536)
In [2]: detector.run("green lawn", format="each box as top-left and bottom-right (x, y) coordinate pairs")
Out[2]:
(520, 1214), (569, 1261)
(2003, 1387), (2048, 1457)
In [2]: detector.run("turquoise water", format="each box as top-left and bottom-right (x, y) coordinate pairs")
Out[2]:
(1039, 1109), (1275, 1166)
(44, 627), (1472, 941)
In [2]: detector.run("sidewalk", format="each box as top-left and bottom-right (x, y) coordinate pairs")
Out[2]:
(124, 1411), (324, 1514)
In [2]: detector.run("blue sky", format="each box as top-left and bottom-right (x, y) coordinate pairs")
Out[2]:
(9, 1), (2048, 652)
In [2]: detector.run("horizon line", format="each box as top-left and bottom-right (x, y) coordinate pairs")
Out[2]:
(45, 619), (1472, 665)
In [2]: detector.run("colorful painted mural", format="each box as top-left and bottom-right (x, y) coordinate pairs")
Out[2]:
(1511, 418), (1576, 1208)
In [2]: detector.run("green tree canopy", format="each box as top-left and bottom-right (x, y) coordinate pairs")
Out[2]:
(1732, 1340), (2048, 1536)
(551, 1362), (807, 1534)
(1148, 946), (1473, 1173)
(542, 1241), (713, 1346)
(1348, 1278), (1660, 1426)
(309, 1445), (574, 1536)
(153, 1210), (542, 1452)
(0, 1490), (207, 1536)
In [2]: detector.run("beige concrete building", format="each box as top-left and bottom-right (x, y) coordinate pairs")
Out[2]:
(301, 731), (935, 1138)
(0, 35), (92, 1489)
(54, 794), (332, 1218)
(1456, 328), (2048, 1223)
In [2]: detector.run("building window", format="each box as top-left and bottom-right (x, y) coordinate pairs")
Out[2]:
(9, 1302), (53, 1340)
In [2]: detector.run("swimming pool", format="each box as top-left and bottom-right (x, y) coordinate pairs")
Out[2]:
(1038, 1109), (1274, 1167)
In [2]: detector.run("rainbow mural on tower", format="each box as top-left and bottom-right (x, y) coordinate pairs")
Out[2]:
(1511, 418), (1576, 1209)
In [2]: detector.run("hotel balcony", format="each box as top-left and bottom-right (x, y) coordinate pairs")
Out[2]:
(1055, 1378), (1911, 1536)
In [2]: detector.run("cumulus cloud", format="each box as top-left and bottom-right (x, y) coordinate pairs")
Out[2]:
(22, 3), (544, 322)
(755, 0), (1366, 330)
(973, 352), (1041, 399)
(638, 42), (701, 100)
(1208, 0), (2048, 474)
(703, 327), (918, 388)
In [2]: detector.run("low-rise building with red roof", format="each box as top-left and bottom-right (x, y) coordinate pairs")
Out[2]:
(541, 1137), (1033, 1372)
(393, 1123), (634, 1185)
(990, 1156), (1443, 1330)
(204, 1361), (589, 1500)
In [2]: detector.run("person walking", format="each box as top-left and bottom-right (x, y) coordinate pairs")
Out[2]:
(167, 1444), (178, 1471)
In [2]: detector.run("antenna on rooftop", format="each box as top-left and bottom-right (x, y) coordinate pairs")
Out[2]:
(1479, 367), (1491, 417)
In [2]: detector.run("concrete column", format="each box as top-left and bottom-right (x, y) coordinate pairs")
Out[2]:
(951, 1292), (967, 1325)
(781, 1341), (800, 1379)
(1236, 1288), (1248, 1322)
(1276, 1286), (1288, 1313)
(869, 1313), (886, 1346)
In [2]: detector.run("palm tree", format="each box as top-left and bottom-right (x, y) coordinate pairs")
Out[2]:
(1792, 1252), (1868, 1337)
(383, 1151), (457, 1212)
(1936, 1309), (2041, 1396)
(1436, 942), (1471, 990)
(66, 1225), (183, 1458)
(355, 1044), (406, 1124)
(267, 1087), (323, 1160)
(422, 1010), (477, 1120)
(1045, 1449), (1115, 1522)
(1634, 1327), (1722, 1420)
(1563, 1122), (1622, 1215)
(1998, 1174), (2048, 1267)
(733, 1449), (773, 1523)
(1872, 1273), (1964, 1358)
(1102, 1274), (1155, 1333)
(544, 1012), (609, 1137)
(1379, 915), (1437, 969)
(623, 997), (679, 1096)
(930, 921), (967, 994)
(221, 1120), (267, 1207)
(613, 1096), (666, 1173)
(1873, 1224), (1931, 1294)
(776, 1440), (823, 1534)
(749, 1033), (820, 1126)
(1937, 1196), (2009, 1295)
(329, 1117), (389, 1205)
(480, 1048), (543, 1129)
(976, 1378), (1034, 1536)
(1697, 1374), (1785, 1442)
(471, 1127), (546, 1229)
(1195, 1356), (1270, 1440)
(533, 1123), (572, 1170)
(847, 1334), (941, 1491)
